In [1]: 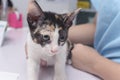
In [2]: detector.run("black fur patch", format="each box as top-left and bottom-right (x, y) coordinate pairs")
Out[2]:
(67, 41), (74, 60)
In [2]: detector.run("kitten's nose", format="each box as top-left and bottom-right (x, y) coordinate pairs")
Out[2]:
(51, 46), (58, 53)
(51, 49), (58, 53)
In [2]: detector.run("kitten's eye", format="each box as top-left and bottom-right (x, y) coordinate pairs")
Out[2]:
(60, 35), (65, 41)
(59, 30), (66, 42)
(43, 35), (50, 41)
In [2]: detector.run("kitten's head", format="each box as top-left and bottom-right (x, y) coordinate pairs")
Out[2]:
(27, 0), (80, 55)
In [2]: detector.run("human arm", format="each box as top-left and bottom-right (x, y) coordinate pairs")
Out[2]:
(69, 14), (120, 80)
(72, 44), (120, 80)
(68, 14), (97, 46)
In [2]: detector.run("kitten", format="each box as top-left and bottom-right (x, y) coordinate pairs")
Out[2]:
(26, 0), (80, 80)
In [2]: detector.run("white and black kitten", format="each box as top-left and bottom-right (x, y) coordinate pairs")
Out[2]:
(26, 0), (80, 80)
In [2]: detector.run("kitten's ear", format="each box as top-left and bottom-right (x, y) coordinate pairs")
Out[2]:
(27, 0), (45, 30)
(63, 8), (81, 28)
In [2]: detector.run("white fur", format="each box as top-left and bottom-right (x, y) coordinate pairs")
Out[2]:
(27, 27), (68, 80)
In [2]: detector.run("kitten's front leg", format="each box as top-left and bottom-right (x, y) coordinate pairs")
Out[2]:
(27, 58), (40, 80)
(54, 54), (67, 80)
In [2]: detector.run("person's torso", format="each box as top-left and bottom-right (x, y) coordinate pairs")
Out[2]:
(91, 0), (120, 63)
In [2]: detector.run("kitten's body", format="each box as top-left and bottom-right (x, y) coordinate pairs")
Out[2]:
(27, 31), (68, 80)
(26, 1), (80, 80)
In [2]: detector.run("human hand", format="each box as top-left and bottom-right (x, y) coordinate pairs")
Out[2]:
(71, 44), (101, 73)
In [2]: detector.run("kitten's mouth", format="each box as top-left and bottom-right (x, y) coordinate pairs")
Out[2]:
(48, 54), (55, 57)
(47, 51), (58, 56)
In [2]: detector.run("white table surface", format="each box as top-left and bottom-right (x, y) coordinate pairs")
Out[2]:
(0, 28), (100, 80)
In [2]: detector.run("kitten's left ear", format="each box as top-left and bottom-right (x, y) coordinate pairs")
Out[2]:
(63, 8), (81, 28)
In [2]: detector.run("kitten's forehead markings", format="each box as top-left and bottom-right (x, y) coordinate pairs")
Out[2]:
(55, 24), (62, 31)
(40, 26), (54, 35)
(58, 27), (62, 30)
(33, 23), (56, 36)
(54, 27), (59, 40)
(40, 30), (50, 35)
(33, 38), (37, 42)
(45, 20), (51, 24)
(32, 22), (37, 26)
(33, 25), (41, 34)
(42, 25), (55, 32)
(55, 15), (59, 19)
(33, 24), (46, 34)
(48, 25), (55, 31)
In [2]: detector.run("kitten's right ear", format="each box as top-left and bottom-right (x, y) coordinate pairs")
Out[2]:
(62, 8), (81, 28)
(27, 0), (45, 30)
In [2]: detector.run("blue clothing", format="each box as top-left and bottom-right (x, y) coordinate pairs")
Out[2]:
(91, 0), (120, 63)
